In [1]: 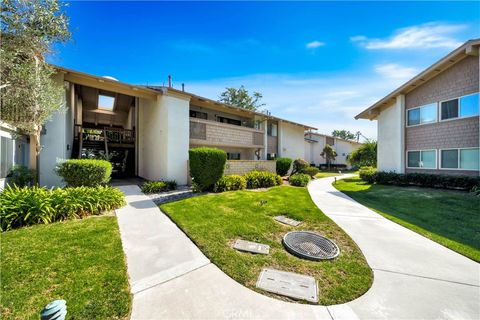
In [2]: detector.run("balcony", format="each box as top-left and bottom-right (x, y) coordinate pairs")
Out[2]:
(190, 118), (264, 148)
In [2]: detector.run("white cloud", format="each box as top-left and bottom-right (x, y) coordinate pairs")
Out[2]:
(306, 41), (326, 49)
(375, 63), (419, 80)
(172, 72), (411, 140)
(351, 22), (466, 49)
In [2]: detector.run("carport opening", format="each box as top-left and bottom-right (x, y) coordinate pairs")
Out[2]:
(72, 84), (137, 178)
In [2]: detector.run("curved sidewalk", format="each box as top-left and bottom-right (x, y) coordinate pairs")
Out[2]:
(116, 178), (479, 320)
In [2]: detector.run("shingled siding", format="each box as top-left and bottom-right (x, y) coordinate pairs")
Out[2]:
(405, 55), (479, 177)
(224, 160), (276, 175)
(405, 55), (479, 110)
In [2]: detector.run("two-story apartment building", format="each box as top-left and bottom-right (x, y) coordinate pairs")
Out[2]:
(304, 132), (361, 168)
(0, 66), (314, 187)
(356, 39), (480, 177)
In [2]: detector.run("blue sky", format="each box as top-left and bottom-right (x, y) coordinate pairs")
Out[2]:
(52, 1), (480, 139)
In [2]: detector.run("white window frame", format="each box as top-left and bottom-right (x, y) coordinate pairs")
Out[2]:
(439, 147), (480, 171)
(439, 92), (479, 123)
(406, 103), (438, 127)
(406, 149), (437, 169)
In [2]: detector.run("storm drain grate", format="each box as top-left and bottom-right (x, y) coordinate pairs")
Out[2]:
(283, 231), (340, 260)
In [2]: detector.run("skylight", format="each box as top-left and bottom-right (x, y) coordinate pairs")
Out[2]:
(98, 94), (115, 110)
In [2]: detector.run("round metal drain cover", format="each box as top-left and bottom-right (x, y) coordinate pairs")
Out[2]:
(283, 231), (340, 260)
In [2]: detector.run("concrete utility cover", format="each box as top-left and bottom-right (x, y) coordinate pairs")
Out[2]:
(256, 268), (318, 303)
(274, 215), (302, 226)
(233, 239), (270, 255)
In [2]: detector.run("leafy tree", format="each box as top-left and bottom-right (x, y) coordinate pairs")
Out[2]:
(347, 140), (377, 168)
(219, 85), (266, 111)
(320, 144), (337, 170)
(332, 129), (356, 141)
(0, 0), (70, 169)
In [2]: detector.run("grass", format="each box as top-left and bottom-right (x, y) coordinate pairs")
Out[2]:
(1, 216), (131, 319)
(334, 178), (480, 262)
(161, 186), (372, 305)
(315, 172), (342, 178)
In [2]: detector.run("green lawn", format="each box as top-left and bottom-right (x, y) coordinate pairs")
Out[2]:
(161, 186), (372, 305)
(315, 172), (342, 178)
(334, 178), (480, 262)
(1, 216), (131, 319)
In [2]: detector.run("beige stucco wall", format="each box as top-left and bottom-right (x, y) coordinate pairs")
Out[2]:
(39, 73), (73, 187)
(304, 134), (360, 167)
(278, 122), (305, 160)
(224, 160), (276, 175)
(377, 97), (405, 173)
(138, 94), (190, 185)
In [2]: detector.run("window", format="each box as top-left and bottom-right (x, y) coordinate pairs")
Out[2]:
(217, 116), (241, 126)
(267, 153), (276, 160)
(1, 136), (14, 178)
(190, 110), (208, 120)
(98, 94), (115, 110)
(407, 103), (437, 126)
(441, 93), (479, 120)
(267, 123), (277, 137)
(459, 93), (479, 118)
(441, 148), (479, 170)
(227, 152), (241, 160)
(407, 150), (436, 169)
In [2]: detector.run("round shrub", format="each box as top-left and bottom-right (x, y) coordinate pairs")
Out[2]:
(289, 173), (311, 187)
(0, 185), (125, 231)
(56, 159), (112, 187)
(291, 158), (309, 175)
(244, 171), (282, 189)
(276, 157), (292, 176)
(213, 175), (247, 192)
(300, 166), (320, 178)
(189, 147), (227, 191)
(359, 166), (377, 184)
(141, 180), (177, 194)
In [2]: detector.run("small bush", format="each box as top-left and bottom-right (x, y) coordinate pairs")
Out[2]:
(189, 148), (227, 191)
(6, 165), (36, 187)
(244, 171), (282, 189)
(213, 175), (247, 192)
(141, 180), (177, 193)
(300, 166), (320, 178)
(56, 159), (112, 187)
(276, 157), (292, 176)
(291, 158), (309, 175)
(471, 186), (480, 197)
(289, 173), (311, 187)
(0, 185), (125, 231)
(359, 166), (377, 183)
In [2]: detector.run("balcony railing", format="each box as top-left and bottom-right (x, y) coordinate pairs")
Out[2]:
(190, 118), (264, 148)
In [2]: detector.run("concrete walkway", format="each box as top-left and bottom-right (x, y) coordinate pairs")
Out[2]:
(116, 179), (479, 320)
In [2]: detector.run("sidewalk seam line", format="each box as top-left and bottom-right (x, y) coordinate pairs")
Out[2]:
(133, 262), (212, 295)
(373, 268), (480, 287)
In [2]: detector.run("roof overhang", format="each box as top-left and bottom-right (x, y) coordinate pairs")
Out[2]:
(355, 39), (480, 120)
(54, 65), (160, 100)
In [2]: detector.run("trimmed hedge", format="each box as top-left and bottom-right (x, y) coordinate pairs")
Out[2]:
(291, 158), (309, 175)
(244, 171), (282, 189)
(189, 148), (227, 191)
(289, 173), (311, 187)
(56, 159), (112, 187)
(300, 166), (320, 178)
(141, 180), (177, 194)
(0, 185), (125, 231)
(213, 175), (247, 192)
(276, 157), (292, 176)
(359, 168), (480, 191)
